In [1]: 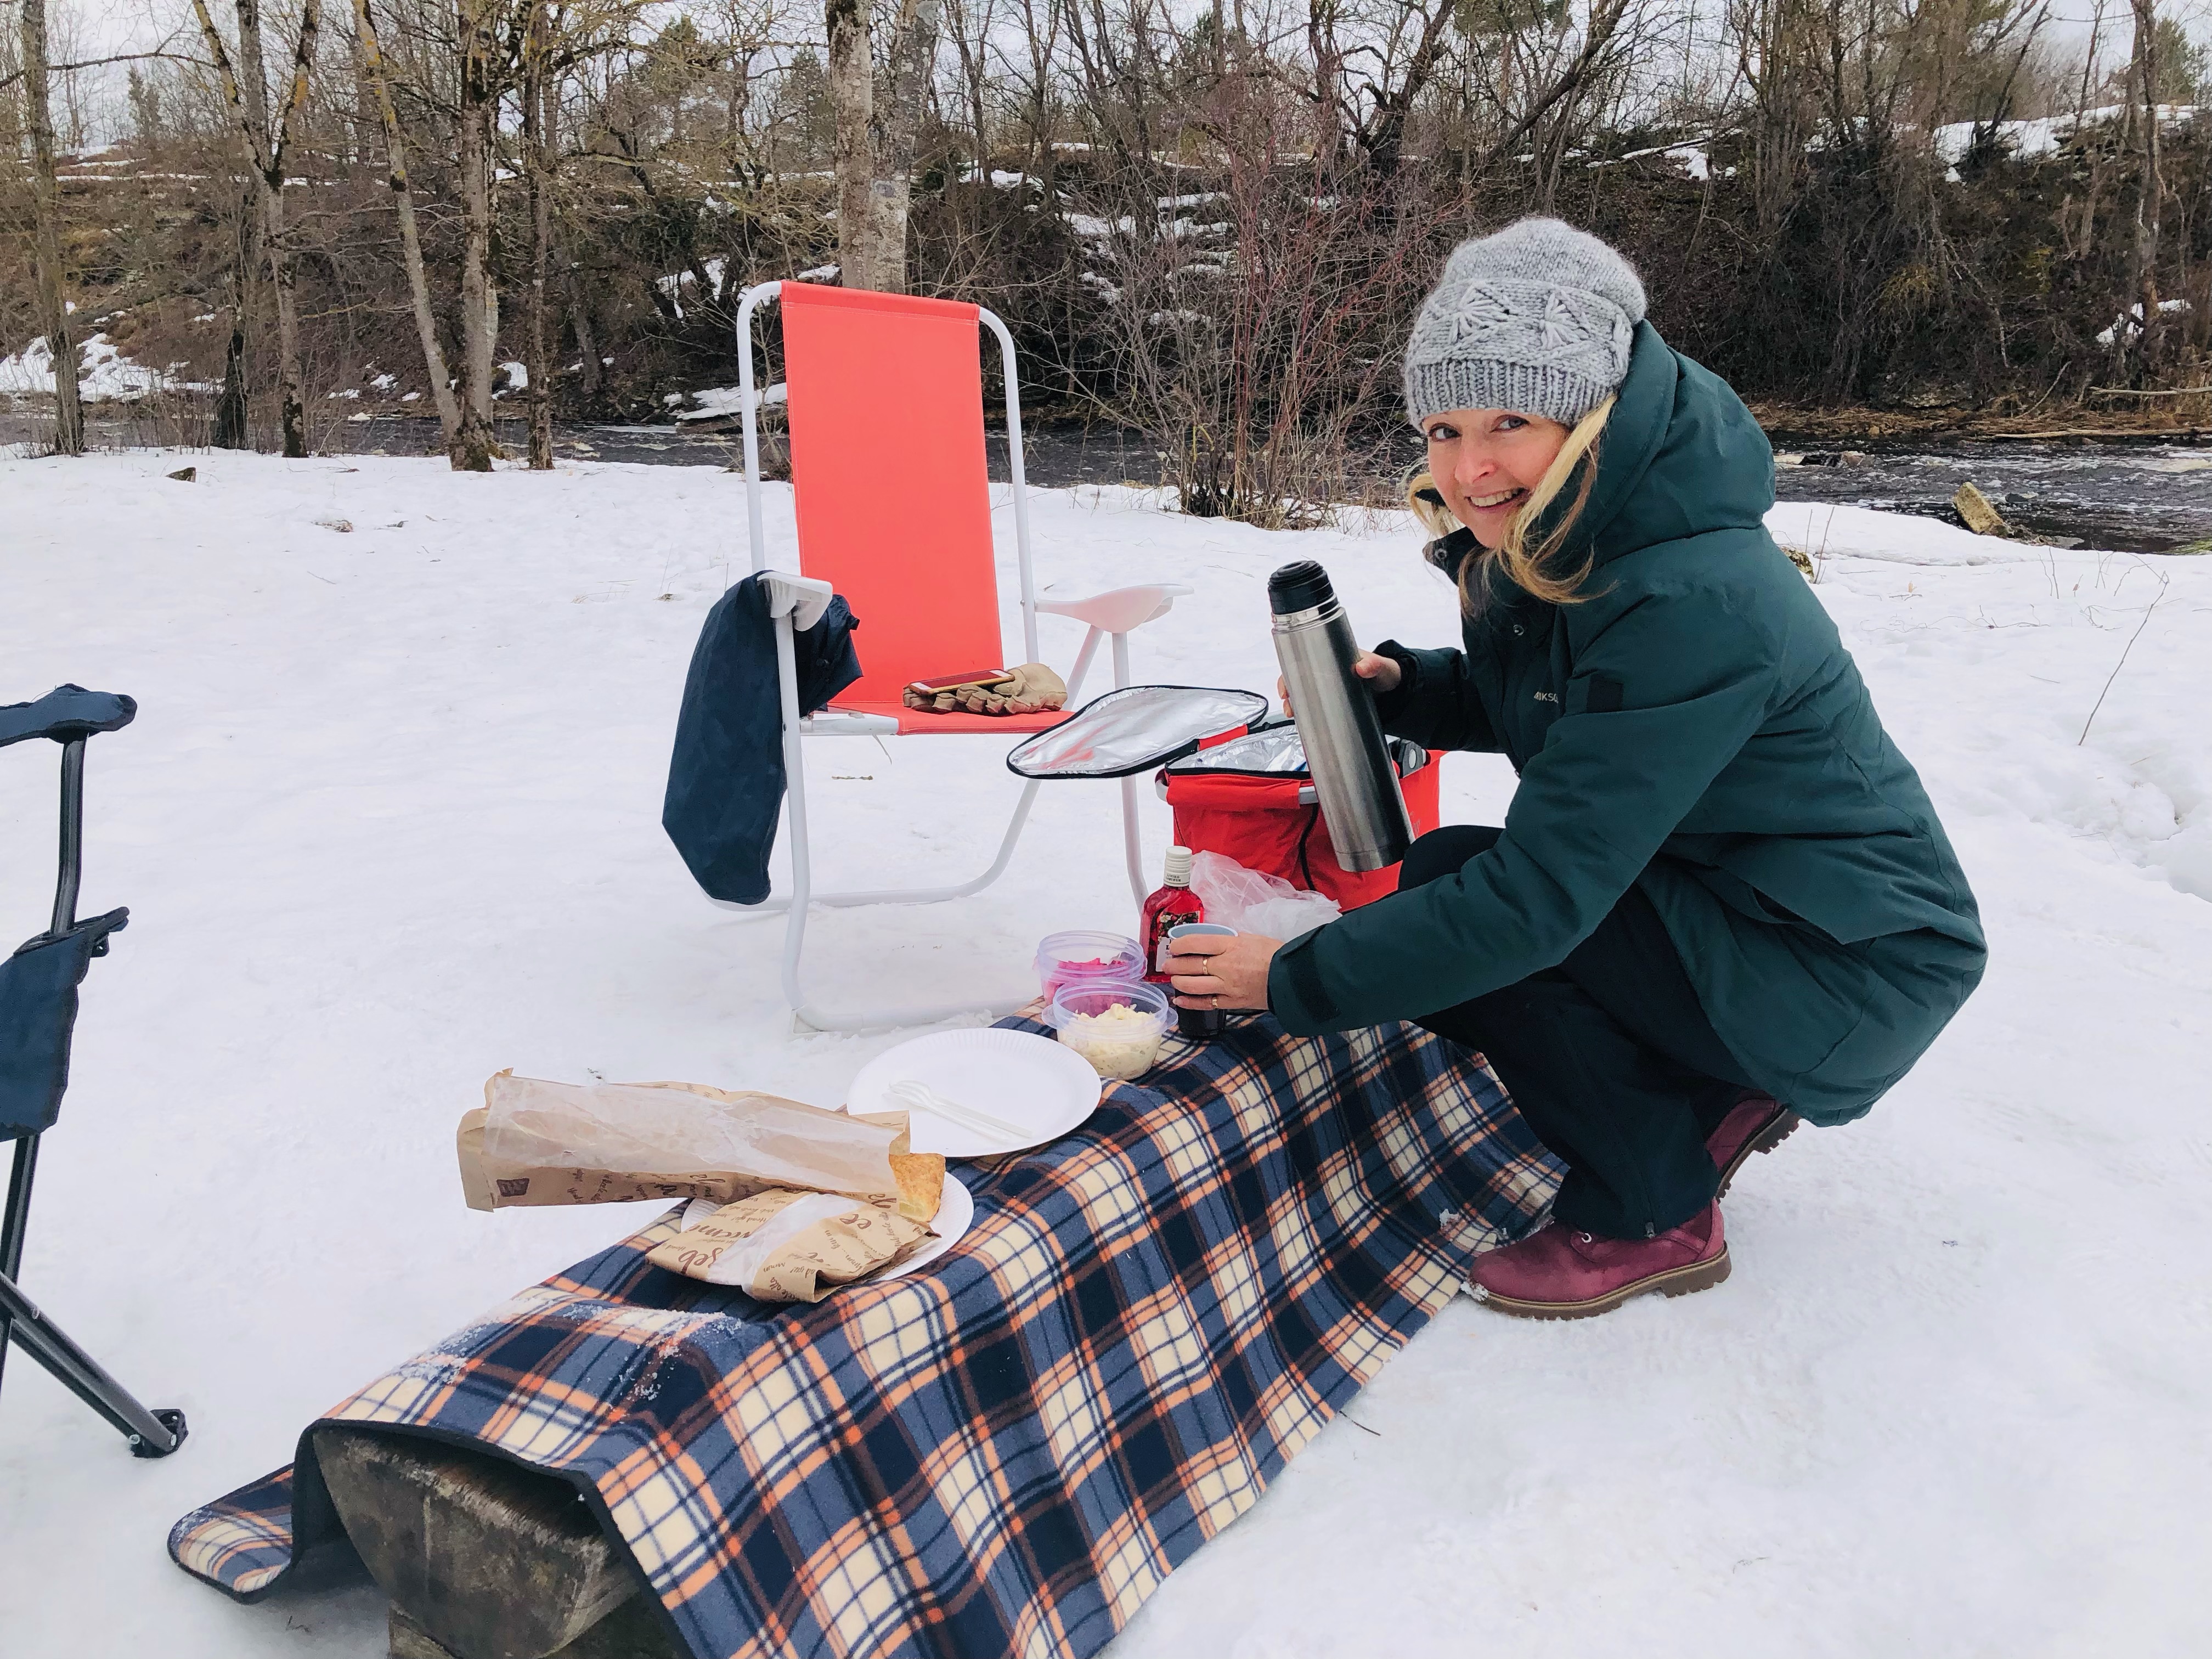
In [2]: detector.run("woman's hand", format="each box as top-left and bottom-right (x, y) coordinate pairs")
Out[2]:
(1167, 933), (1282, 1013)
(1277, 651), (1402, 716)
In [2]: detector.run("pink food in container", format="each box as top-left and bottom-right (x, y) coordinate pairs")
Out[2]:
(1034, 930), (1146, 999)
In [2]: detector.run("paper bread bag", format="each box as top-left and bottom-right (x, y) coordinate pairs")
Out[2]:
(459, 1072), (945, 1217)
(645, 1190), (935, 1302)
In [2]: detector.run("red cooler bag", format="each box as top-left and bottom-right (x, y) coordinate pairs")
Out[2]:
(1156, 723), (1440, 910)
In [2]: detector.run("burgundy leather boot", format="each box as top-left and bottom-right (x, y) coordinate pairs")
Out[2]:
(1469, 1203), (1730, 1320)
(1706, 1094), (1801, 1199)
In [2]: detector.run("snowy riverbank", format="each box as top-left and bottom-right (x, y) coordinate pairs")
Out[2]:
(2, 453), (2205, 1657)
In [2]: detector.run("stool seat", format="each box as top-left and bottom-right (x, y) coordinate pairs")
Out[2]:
(3, 910), (128, 1141)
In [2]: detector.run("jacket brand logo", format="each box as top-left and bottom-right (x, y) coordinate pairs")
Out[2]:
(1533, 691), (1559, 703)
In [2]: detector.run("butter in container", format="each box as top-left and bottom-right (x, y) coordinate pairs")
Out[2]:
(1046, 980), (1171, 1080)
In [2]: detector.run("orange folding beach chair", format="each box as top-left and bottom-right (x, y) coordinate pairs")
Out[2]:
(732, 281), (1188, 1030)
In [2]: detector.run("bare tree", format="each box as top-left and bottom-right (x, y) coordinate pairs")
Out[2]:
(19, 0), (83, 454)
(345, 0), (639, 470)
(1307, 0), (1463, 175)
(1477, 0), (1637, 171)
(350, 0), (462, 450)
(191, 0), (328, 458)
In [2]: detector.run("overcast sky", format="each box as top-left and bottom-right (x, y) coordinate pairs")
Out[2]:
(69, 0), (2203, 54)
(43, 0), (2211, 146)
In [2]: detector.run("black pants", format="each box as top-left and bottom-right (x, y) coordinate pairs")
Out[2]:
(1401, 826), (1758, 1239)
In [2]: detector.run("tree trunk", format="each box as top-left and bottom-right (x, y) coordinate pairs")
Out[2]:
(215, 323), (251, 448)
(271, 0), (324, 456)
(566, 246), (602, 399)
(826, 0), (944, 295)
(20, 0), (84, 455)
(351, 0), (461, 444)
(524, 0), (554, 470)
(871, 0), (946, 294)
(452, 0), (500, 471)
(215, 187), (260, 449)
(827, 0), (880, 290)
(265, 180), (309, 456)
(2129, 0), (2164, 377)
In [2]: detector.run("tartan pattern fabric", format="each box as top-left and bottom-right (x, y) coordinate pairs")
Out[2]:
(170, 1014), (1559, 1657)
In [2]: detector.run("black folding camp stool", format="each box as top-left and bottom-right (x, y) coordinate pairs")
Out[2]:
(0, 685), (187, 1457)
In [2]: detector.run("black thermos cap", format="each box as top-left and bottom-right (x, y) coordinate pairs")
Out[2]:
(1268, 560), (1335, 615)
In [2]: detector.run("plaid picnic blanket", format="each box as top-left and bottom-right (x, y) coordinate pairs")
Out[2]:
(170, 1013), (1559, 1658)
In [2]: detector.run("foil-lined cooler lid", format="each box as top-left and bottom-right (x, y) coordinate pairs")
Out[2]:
(1004, 685), (1272, 780)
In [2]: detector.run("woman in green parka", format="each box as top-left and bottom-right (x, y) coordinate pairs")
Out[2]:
(1167, 219), (1987, 1318)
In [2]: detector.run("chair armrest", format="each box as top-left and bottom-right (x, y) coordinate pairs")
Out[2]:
(1034, 584), (1192, 636)
(758, 569), (835, 630)
(798, 710), (900, 737)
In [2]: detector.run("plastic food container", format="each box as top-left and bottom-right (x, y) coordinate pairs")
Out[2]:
(1046, 981), (1172, 1080)
(1034, 930), (1147, 1000)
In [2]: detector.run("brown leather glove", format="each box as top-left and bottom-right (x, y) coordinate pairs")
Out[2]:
(902, 664), (1067, 716)
(955, 662), (1067, 715)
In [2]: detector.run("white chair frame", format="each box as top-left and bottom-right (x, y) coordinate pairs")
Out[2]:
(729, 281), (1187, 1032)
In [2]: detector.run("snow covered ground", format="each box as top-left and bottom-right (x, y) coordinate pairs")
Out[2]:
(0, 453), (2205, 1657)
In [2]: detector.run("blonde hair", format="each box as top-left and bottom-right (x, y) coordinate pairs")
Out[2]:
(1407, 396), (1616, 609)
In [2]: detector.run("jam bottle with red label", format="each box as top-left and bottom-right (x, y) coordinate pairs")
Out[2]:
(1140, 845), (1204, 982)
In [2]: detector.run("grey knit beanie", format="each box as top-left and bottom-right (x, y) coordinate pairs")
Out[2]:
(1403, 218), (1646, 428)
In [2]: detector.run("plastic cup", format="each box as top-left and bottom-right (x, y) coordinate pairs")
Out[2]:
(1046, 980), (1172, 1080)
(1035, 930), (1146, 1000)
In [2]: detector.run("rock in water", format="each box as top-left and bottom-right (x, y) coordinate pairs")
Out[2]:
(1953, 482), (2012, 538)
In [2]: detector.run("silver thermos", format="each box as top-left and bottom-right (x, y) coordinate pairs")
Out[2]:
(1268, 561), (1413, 872)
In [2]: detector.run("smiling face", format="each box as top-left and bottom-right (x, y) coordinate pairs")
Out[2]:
(1420, 407), (1573, 548)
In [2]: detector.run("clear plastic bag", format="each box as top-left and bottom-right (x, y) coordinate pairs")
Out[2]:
(1189, 850), (1343, 941)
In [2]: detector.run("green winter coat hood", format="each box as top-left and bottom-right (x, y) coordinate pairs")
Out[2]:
(1582, 323), (1775, 562)
(1271, 325), (1986, 1127)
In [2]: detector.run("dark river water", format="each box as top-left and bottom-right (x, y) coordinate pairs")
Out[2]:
(1761, 438), (2212, 553)
(11, 411), (2212, 553)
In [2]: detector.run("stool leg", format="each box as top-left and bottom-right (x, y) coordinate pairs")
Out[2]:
(1, 1136), (185, 1456)
(2, 1134), (34, 1275)
(0, 1136), (36, 1396)
(0, 1269), (187, 1455)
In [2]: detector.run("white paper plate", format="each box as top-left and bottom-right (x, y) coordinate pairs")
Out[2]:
(678, 1177), (974, 1282)
(848, 1027), (1104, 1158)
